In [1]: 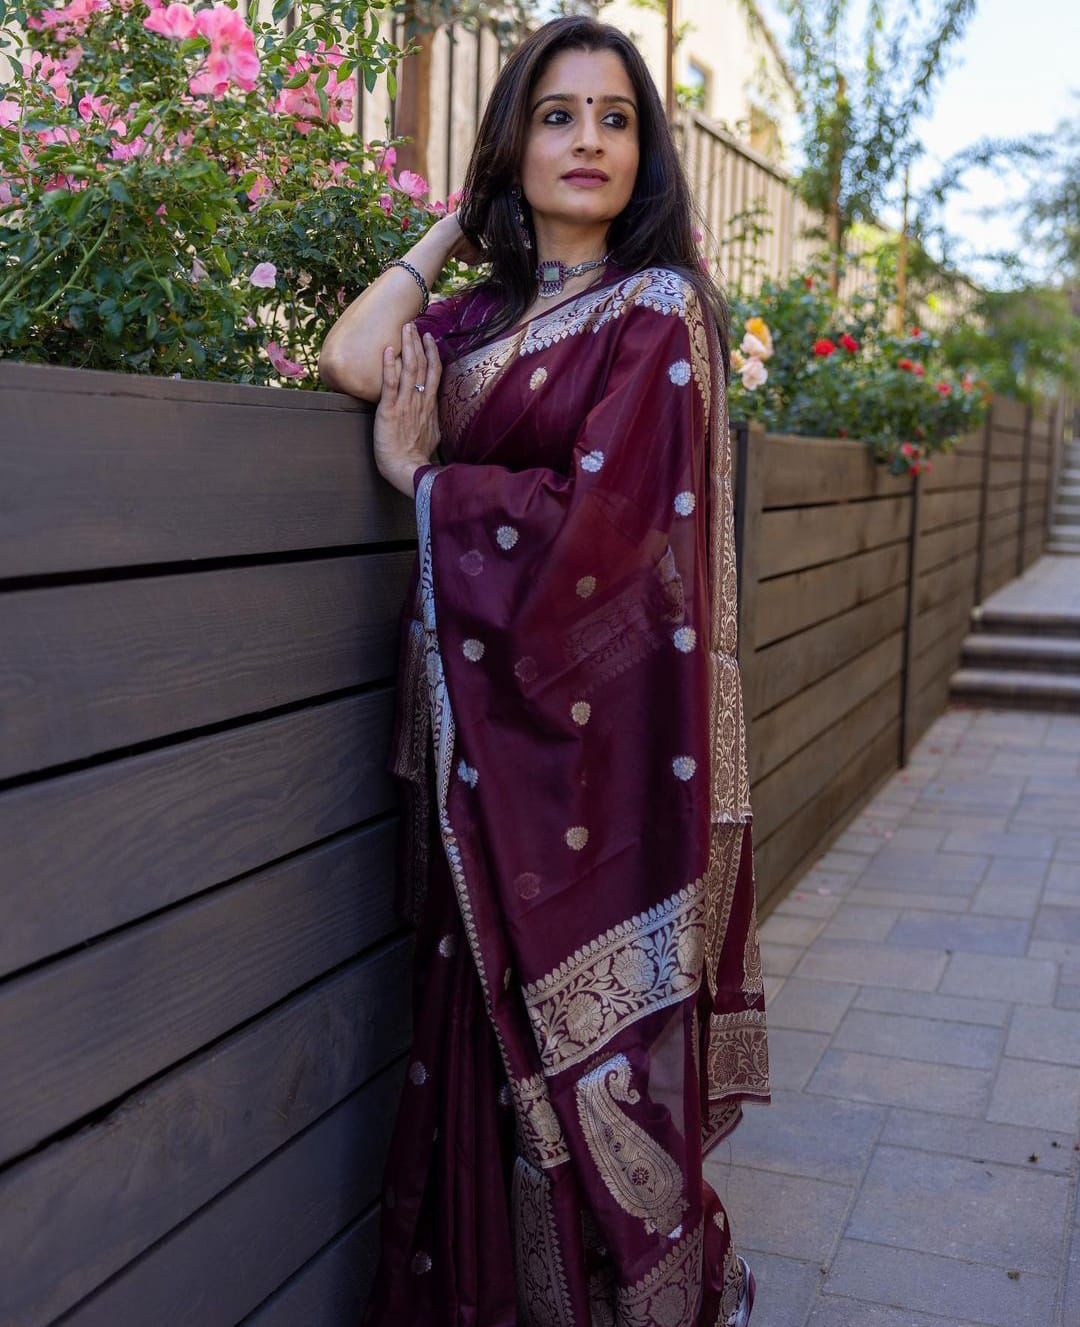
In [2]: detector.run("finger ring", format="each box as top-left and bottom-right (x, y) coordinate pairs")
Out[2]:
(414, 383), (426, 393)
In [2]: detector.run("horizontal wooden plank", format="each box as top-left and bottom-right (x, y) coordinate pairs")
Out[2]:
(241, 1207), (382, 1327)
(992, 397), (1028, 431)
(0, 367), (412, 579)
(754, 674), (901, 846)
(755, 713), (899, 910)
(754, 543), (908, 649)
(0, 552), (414, 779)
(761, 435), (909, 506)
(922, 449), (984, 491)
(2, 939), (411, 1327)
(749, 585), (907, 718)
(0, 690), (396, 978)
(758, 494), (911, 578)
(914, 549), (978, 618)
(0, 820), (399, 1163)
(752, 633), (902, 786)
(919, 486), (981, 534)
(919, 518), (979, 577)
(61, 1060), (405, 1327)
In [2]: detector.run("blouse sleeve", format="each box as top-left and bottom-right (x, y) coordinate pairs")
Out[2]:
(415, 283), (719, 936)
(412, 285), (483, 364)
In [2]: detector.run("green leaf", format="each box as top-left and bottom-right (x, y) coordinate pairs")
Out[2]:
(105, 310), (124, 338)
(284, 68), (310, 88)
(271, 0), (293, 20)
(386, 69), (397, 99)
(108, 178), (134, 206)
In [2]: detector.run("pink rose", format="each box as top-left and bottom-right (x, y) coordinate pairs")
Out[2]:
(266, 340), (308, 379)
(249, 261), (278, 288)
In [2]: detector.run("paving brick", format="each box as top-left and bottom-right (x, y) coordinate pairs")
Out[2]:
(823, 1239), (1056, 1326)
(822, 905), (899, 941)
(938, 952), (1057, 1004)
(758, 914), (827, 947)
(1028, 938), (1080, 965)
(1033, 904), (1080, 944)
(806, 1297), (983, 1327)
(941, 829), (1056, 859)
(806, 1049), (992, 1116)
(987, 1057), (1080, 1132)
(881, 1105), (1076, 1174)
(981, 854), (1052, 886)
(795, 939), (947, 990)
(721, 1087), (883, 1184)
(761, 942), (804, 977)
(903, 812), (1010, 834)
(763, 1028), (831, 1090)
(858, 845), (989, 886)
(1005, 1004), (1080, 1067)
(771, 890), (843, 919)
(703, 1163), (852, 1263)
(852, 986), (1010, 1027)
(764, 977), (859, 1034)
(732, 1251), (822, 1327)
(847, 887), (969, 913)
(1064, 1226), (1080, 1327)
(968, 881), (1043, 919)
(1055, 834), (1080, 861)
(830, 1009), (1004, 1070)
(884, 911), (1030, 956)
(874, 826), (948, 850)
(845, 1144), (1070, 1274)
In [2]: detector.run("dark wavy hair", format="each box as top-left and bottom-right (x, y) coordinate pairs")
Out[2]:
(442, 14), (731, 381)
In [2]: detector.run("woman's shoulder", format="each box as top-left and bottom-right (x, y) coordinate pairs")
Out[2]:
(609, 264), (705, 325)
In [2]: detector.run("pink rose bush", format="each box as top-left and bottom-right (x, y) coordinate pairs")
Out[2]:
(0, 0), (467, 384)
(728, 262), (985, 476)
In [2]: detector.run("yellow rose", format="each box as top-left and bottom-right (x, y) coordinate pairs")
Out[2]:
(744, 316), (773, 358)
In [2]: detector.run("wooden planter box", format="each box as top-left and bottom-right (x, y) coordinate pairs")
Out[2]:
(0, 361), (1059, 1324)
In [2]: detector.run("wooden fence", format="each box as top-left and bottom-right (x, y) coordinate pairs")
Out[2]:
(0, 361), (1060, 1322)
(735, 395), (1059, 910)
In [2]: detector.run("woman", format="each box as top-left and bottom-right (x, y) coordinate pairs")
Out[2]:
(319, 15), (771, 1326)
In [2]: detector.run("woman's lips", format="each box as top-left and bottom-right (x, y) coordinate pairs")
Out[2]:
(562, 173), (608, 188)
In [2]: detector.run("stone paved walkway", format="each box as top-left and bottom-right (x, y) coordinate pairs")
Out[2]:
(708, 703), (1080, 1327)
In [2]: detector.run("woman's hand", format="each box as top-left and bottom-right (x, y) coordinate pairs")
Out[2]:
(374, 321), (443, 497)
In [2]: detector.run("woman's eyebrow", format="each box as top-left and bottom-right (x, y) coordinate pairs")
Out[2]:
(531, 92), (637, 112)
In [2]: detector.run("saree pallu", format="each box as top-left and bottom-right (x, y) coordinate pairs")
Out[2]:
(363, 263), (771, 1327)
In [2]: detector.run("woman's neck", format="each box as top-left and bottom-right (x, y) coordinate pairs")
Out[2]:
(530, 218), (610, 272)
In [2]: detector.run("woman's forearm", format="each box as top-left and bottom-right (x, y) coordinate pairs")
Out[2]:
(318, 220), (458, 400)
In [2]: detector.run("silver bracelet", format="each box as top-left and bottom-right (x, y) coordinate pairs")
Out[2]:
(383, 258), (430, 315)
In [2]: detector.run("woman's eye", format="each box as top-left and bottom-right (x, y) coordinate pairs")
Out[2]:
(543, 109), (628, 128)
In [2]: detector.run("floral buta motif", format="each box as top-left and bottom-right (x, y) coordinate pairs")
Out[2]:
(575, 1054), (688, 1238)
(616, 1222), (705, 1327)
(511, 1156), (574, 1327)
(523, 881), (706, 1075)
(510, 1071), (570, 1169)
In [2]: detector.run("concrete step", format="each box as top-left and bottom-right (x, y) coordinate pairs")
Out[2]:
(1059, 486), (1080, 502)
(1047, 543), (1080, 555)
(960, 632), (1080, 674)
(1049, 529), (1080, 549)
(949, 668), (1080, 713)
(971, 604), (1080, 637)
(1054, 508), (1080, 523)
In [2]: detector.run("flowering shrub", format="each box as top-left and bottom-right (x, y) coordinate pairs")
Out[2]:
(0, 0), (462, 383)
(727, 261), (989, 476)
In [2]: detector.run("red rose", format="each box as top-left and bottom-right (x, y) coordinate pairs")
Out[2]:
(913, 363), (925, 377)
(936, 382), (951, 396)
(803, 276), (814, 289)
(909, 326), (921, 337)
(839, 332), (859, 353)
(961, 375), (973, 391)
(897, 357), (914, 372)
(813, 338), (836, 357)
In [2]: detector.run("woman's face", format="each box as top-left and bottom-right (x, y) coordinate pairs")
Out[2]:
(519, 47), (640, 233)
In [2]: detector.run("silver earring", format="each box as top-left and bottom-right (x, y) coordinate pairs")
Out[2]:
(511, 184), (533, 250)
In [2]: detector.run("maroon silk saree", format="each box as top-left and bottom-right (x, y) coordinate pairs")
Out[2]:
(363, 261), (771, 1326)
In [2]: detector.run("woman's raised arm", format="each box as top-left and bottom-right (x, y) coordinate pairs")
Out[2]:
(317, 213), (466, 402)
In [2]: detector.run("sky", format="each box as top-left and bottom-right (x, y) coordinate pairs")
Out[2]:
(756, 0), (1079, 288)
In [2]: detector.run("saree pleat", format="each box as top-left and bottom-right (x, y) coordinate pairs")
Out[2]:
(364, 263), (771, 1326)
